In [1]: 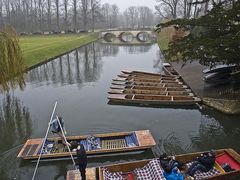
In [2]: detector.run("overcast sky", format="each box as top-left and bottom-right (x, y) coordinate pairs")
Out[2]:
(101, 0), (157, 11)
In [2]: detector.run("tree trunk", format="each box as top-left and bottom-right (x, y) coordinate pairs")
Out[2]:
(73, 0), (77, 32)
(64, 0), (68, 31)
(0, 0), (3, 26)
(56, 0), (60, 31)
(47, 0), (51, 31)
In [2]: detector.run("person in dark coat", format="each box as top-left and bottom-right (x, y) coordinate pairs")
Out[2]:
(71, 141), (87, 180)
(187, 150), (215, 177)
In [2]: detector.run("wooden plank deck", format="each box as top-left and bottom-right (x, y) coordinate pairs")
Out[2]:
(67, 168), (96, 180)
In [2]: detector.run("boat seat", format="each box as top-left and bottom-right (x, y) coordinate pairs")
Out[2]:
(133, 159), (166, 180)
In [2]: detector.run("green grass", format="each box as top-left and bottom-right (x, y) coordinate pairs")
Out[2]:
(157, 26), (176, 51)
(20, 33), (99, 68)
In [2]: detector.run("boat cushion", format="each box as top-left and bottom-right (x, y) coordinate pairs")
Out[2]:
(125, 133), (139, 147)
(103, 167), (124, 180)
(216, 151), (240, 170)
(133, 159), (166, 180)
(186, 162), (220, 180)
(80, 138), (101, 151)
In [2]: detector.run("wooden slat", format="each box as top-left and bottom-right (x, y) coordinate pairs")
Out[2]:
(135, 130), (156, 147)
(67, 168), (96, 180)
(27, 144), (39, 156)
(21, 145), (32, 157)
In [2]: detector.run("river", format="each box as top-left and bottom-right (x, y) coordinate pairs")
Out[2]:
(0, 40), (240, 180)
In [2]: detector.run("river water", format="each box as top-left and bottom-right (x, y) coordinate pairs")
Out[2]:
(0, 40), (240, 180)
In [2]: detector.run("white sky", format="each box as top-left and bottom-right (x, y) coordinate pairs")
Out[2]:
(101, 0), (157, 11)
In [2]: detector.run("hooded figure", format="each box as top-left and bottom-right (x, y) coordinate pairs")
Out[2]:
(71, 141), (87, 180)
(187, 150), (216, 177)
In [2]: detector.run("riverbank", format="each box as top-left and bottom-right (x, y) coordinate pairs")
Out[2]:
(157, 30), (240, 114)
(20, 33), (99, 69)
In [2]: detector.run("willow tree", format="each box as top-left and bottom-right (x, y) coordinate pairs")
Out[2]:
(0, 27), (25, 91)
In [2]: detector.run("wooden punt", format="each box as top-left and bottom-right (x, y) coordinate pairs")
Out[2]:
(17, 130), (156, 160)
(111, 81), (184, 87)
(108, 94), (200, 105)
(117, 73), (179, 80)
(110, 85), (188, 91)
(163, 63), (180, 76)
(108, 89), (193, 96)
(112, 77), (180, 83)
(67, 149), (240, 180)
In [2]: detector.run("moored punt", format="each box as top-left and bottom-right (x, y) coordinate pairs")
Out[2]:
(108, 94), (200, 105)
(95, 148), (240, 180)
(163, 63), (180, 76)
(17, 130), (156, 160)
(111, 81), (184, 87)
(110, 85), (188, 91)
(112, 77), (180, 83)
(67, 149), (240, 180)
(117, 73), (179, 80)
(108, 89), (193, 96)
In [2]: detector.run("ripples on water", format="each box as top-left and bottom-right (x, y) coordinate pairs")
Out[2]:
(0, 41), (240, 179)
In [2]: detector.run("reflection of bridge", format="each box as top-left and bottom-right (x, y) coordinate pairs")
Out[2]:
(100, 29), (156, 39)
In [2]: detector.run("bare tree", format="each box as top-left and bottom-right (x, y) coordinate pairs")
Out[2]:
(102, 3), (110, 28)
(125, 6), (138, 28)
(72, 0), (77, 31)
(80, 0), (89, 31)
(0, 0), (4, 26)
(109, 4), (119, 28)
(63, 0), (69, 31)
(47, 0), (52, 31)
(155, 0), (178, 19)
(55, 0), (60, 31)
(90, 0), (101, 32)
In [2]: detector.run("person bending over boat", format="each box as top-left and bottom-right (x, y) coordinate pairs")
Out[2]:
(50, 116), (71, 147)
(187, 150), (216, 177)
(159, 153), (184, 180)
(71, 141), (87, 180)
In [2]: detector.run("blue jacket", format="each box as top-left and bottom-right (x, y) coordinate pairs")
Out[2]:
(163, 167), (184, 180)
(51, 118), (64, 133)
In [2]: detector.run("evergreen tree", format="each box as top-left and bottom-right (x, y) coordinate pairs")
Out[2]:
(159, 1), (240, 67)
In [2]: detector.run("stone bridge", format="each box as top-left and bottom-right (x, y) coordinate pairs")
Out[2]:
(100, 29), (156, 40)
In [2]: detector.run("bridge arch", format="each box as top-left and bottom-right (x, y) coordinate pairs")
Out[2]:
(103, 32), (116, 39)
(136, 31), (150, 42)
(118, 32), (134, 42)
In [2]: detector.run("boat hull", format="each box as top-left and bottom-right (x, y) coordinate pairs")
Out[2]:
(17, 130), (156, 160)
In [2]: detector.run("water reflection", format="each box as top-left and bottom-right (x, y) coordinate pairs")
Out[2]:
(120, 33), (134, 42)
(123, 45), (152, 54)
(26, 43), (106, 87)
(0, 93), (32, 154)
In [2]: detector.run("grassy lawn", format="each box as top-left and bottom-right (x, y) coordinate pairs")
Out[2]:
(157, 26), (176, 51)
(20, 33), (99, 68)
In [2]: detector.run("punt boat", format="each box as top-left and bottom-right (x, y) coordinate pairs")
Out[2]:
(110, 83), (188, 89)
(67, 148), (240, 180)
(108, 94), (200, 105)
(117, 73), (179, 80)
(17, 130), (156, 160)
(121, 70), (163, 76)
(112, 77), (180, 83)
(111, 81), (184, 87)
(163, 63), (180, 76)
(203, 64), (237, 74)
(110, 85), (188, 91)
(108, 89), (193, 96)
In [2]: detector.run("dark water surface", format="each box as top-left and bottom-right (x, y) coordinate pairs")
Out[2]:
(0, 41), (240, 180)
